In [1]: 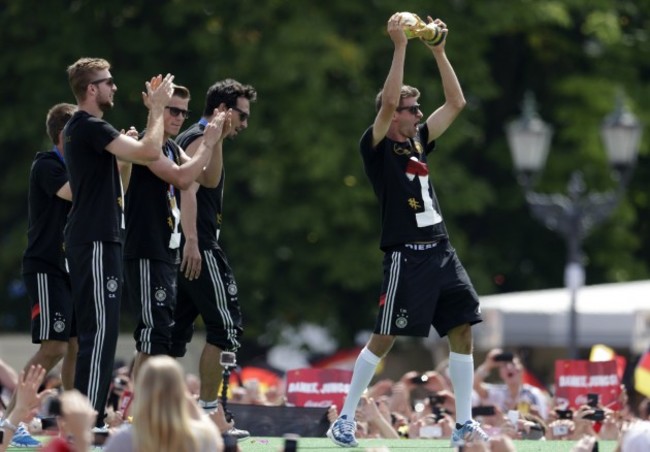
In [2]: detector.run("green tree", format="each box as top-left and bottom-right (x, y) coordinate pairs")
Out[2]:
(0, 0), (647, 349)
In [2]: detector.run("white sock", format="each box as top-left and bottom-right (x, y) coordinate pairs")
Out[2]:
(449, 351), (474, 425)
(339, 347), (381, 419)
(199, 398), (219, 412)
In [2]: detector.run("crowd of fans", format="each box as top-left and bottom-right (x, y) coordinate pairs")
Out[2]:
(3, 348), (650, 451)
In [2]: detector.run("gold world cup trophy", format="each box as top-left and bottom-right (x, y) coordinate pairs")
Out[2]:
(397, 12), (446, 46)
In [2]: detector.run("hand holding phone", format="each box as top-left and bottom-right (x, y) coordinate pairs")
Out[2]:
(586, 393), (599, 408)
(555, 409), (573, 420)
(493, 352), (514, 362)
(410, 374), (429, 385)
(472, 405), (496, 417)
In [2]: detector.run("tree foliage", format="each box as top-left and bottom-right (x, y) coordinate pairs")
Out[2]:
(0, 0), (648, 346)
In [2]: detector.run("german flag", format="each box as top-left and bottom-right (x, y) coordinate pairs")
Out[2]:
(634, 351), (650, 398)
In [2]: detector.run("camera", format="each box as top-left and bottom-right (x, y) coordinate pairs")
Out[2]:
(493, 352), (514, 362)
(428, 393), (446, 406)
(431, 406), (447, 422)
(409, 374), (429, 385)
(584, 409), (605, 421)
(556, 409), (573, 420)
(472, 405), (496, 417)
(587, 393), (599, 408)
(220, 351), (237, 367)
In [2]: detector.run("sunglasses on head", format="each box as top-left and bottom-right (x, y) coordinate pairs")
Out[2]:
(89, 77), (115, 87)
(231, 106), (249, 122)
(165, 106), (190, 119)
(396, 104), (421, 115)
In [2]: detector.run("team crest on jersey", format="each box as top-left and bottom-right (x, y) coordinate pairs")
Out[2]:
(155, 287), (167, 302)
(393, 143), (412, 156)
(395, 308), (409, 329)
(227, 283), (238, 296)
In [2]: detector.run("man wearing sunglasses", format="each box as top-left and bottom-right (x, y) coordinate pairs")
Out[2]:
(327, 14), (487, 448)
(169, 78), (256, 440)
(123, 84), (228, 381)
(63, 57), (174, 430)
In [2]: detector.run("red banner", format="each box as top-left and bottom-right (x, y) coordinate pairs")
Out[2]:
(554, 360), (621, 410)
(285, 368), (352, 408)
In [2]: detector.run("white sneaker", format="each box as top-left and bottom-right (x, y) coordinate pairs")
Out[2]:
(9, 422), (42, 448)
(326, 415), (358, 448)
(451, 419), (489, 446)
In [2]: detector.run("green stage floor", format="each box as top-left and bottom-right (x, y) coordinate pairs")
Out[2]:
(7, 436), (618, 451)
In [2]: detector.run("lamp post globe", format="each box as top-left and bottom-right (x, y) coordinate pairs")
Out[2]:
(505, 91), (553, 188)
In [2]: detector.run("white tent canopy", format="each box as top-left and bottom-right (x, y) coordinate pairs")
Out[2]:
(473, 280), (650, 353)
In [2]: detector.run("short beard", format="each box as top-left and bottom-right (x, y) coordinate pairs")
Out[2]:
(98, 100), (113, 113)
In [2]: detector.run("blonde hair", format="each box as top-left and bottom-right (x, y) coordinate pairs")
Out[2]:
(132, 356), (219, 452)
(66, 57), (111, 102)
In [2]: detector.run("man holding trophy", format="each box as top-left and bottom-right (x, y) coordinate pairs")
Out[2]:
(326, 12), (488, 448)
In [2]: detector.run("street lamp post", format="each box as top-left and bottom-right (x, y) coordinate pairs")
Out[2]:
(506, 92), (642, 359)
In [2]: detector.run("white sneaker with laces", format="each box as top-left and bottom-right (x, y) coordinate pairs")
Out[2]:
(451, 419), (489, 446)
(326, 415), (358, 448)
(9, 422), (42, 448)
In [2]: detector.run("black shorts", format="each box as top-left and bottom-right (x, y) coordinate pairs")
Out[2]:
(170, 248), (243, 356)
(124, 258), (178, 355)
(374, 241), (482, 338)
(24, 272), (76, 343)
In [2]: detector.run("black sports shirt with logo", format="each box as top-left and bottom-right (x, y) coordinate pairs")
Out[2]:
(359, 124), (448, 250)
(124, 139), (181, 264)
(175, 122), (223, 251)
(22, 151), (72, 275)
(63, 111), (122, 246)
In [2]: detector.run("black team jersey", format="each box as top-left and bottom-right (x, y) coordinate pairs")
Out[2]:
(124, 139), (181, 264)
(175, 122), (223, 251)
(359, 123), (448, 250)
(63, 111), (122, 245)
(22, 150), (72, 275)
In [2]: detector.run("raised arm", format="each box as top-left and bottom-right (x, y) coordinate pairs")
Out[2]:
(106, 74), (175, 164)
(372, 13), (408, 147)
(423, 18), (466, 142)
(196, 109), (233, 188)
(148, 111), (227, 190)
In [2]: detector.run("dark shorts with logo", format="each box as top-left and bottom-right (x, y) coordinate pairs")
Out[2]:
(170, 248), (243, 356)
(24, 272), (76, 343)
(124, 258), (178, 355)
(374, 240), (482, 338)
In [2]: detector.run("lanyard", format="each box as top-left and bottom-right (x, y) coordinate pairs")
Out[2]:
(165, 142), (176, 197)
(52, 146), (65, 165)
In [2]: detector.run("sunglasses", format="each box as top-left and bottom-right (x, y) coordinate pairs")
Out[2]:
(89, 77), (115, 87)
(396, 104), (421, 115)
(165, 106), (190, 119)
(231, 106), (249, 122)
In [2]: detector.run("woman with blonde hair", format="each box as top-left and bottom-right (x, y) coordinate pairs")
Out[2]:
(104, 356), (223, 452)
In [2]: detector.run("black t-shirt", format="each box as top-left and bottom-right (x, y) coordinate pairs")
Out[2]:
(175, 122), (224, 251)
(22, 150), (72, 275)
(359, 124), (448, 250)
(124, 139), (181, 264)
(63, 111), (122, 246)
